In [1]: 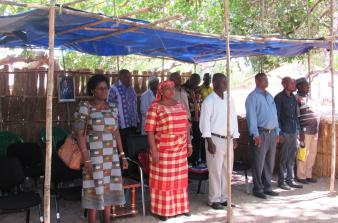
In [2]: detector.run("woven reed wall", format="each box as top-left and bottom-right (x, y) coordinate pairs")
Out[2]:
(0, 66), (191, 143)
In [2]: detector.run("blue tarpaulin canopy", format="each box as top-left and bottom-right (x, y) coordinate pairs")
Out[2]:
(0, 6), (337, 63)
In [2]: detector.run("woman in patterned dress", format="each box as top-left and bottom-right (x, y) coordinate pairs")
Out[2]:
(74, 74), (128, 223)
(145, 80), (192, 221)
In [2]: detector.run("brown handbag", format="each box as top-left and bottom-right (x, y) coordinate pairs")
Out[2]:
(58, 126), (87, 170)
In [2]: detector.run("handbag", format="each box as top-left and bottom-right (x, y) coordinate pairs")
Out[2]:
(58, 125), (87, 170)
(297, 144), (307, 161)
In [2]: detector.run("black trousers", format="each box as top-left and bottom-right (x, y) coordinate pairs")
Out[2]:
(119, 127), (137, 157)
(188, 121), (206, 165)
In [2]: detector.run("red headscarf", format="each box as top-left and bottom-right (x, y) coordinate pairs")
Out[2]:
(155, 80), (175, 102)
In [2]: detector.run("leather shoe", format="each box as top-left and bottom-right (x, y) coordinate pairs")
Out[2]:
(287, 181), (303, 188)
(264, 190), (279, 196)
(306, 178), (318, 183)
(278, 183), (291, 190)
(253, 192), (267, 199)
(183, 212), (191, 217)
(297, 179), (309, 184)
(209, 202), (224, 210)
(220, 201), (237, 207)
(157, 215), (168, 221)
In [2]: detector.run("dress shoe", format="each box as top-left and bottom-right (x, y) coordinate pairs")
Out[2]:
(297, 179), (309, 184)
(209, 202), (224, 210)
(253, 192), (267, 199)
(278, 183), (291, 190)
(264, 190), (279, 196)
(220, 201), (237, 207)
(306, 178), (318, 183)
(183, 212), (191, 216)
(287, 181), (303, 188)
(157, 215), (168, 221)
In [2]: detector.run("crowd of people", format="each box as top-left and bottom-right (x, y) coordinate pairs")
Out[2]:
(74, 69), (319, 222)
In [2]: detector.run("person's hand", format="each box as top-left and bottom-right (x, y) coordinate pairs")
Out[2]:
(150, 147), (160, 162)
(233, 139), (238, 149)
(207, 140), (216, 154)
(254, 136), (262, 147)
(187, 144), (193, 157)
(299, 133), (305, 142)
(277, 135), (284, 144)
(122, 159), (128, 170)
(83, 161), (93, 175)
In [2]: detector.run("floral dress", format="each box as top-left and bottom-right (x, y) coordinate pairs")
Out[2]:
(74, 101), (125, 210)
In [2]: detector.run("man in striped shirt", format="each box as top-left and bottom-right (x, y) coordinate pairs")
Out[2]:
(296, 77), (319, 184)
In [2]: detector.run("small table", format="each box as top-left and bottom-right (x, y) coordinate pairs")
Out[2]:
(111, 178), (141, 219)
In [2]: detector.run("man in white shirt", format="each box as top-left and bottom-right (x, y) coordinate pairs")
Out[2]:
(199, 73), (239, 210)
(140, 76), (159, 135)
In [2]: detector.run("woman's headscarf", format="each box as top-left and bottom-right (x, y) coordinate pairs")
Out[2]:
(155, 80), (175, 102)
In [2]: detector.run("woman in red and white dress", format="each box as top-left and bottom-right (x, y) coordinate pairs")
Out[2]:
(145, 80), (192, 221)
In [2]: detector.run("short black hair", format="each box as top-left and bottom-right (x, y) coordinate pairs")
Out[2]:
(118, 69), (130, 78)
(190, 73), (201, 81)
(255, 72), (267, 81)
(212, 73), (227, 82)
(169, 72), (180, 80)
(87, 74), (110, 96)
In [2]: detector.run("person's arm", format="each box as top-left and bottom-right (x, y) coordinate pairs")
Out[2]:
(112, 128), (128, 169)
(107, 86), (117, 104)
(199, 99), (216, 154)
(231, 97), (240, 149)
(140, 94), (148, 117)
(245, 95), (259, 137)
(144, 103), (159, 161)
(274, 94), (283, 136)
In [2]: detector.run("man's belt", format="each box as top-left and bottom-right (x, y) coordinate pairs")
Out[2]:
(211, 133), (233, 139)
(258, 127), (274, 133)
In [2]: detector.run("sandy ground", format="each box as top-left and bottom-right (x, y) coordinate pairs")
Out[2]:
(1, 172), (338, 223)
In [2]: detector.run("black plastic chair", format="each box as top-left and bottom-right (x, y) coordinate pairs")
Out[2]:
(7, 142), (44, 181)
(124, 134), (148, 217)
(0, 157), (43, 223)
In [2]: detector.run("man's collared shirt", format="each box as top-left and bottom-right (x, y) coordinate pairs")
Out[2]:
(108, 80), (138, 129)
(200, 85), (213, 101)
(274, 90), (299, 134)
(245, 87), (279, 137)
(140, 89), (155, 135)
(199, 91), (240, 139)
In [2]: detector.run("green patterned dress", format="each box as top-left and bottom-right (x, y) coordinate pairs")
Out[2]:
(74, 101), (125, 210)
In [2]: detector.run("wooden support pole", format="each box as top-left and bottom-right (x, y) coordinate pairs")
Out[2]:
(43, 0), (56, 223)
(224, 0), (232, 222)
(329, 0), (336, 195)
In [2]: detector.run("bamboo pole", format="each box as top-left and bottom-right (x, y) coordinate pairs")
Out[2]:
(329, 0), (336, 195)
(224, 0), (232, 222)
(306, 0), (312, 94)
(44, 0), (56, 222)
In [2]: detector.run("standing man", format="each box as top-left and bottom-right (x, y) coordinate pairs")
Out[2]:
(169, 72), (191, 121)
(275, 77), (303, 190)
(200, 73), (213, 101)
(200, 73), (239, 210)
(245, 73), (280, 199)
(296, 77), (318, 184)
(182, 73), (203, 166)
(140, 76), (159, 135)
(108, 69), (138, 150)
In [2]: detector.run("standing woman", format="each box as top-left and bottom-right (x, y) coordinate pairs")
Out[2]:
(74, 74), (128, 223)
(145, 80), (192, 221)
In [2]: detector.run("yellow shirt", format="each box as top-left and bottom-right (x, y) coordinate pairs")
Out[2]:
(200, 85), (213, 100)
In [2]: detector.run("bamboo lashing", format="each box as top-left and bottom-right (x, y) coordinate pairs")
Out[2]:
(329, 0), (336, 195)
(44, 1), (55, 222)
(224, 0), (232, 222)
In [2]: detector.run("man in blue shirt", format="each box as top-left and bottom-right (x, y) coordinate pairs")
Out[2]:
(274, 77), (303, 190)
(245, 73), (280, 199)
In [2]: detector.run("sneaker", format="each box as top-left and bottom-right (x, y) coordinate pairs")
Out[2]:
(264, 190), (279, 196)
(306, 178), (318, 183)
(209, 202), (224, 210)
